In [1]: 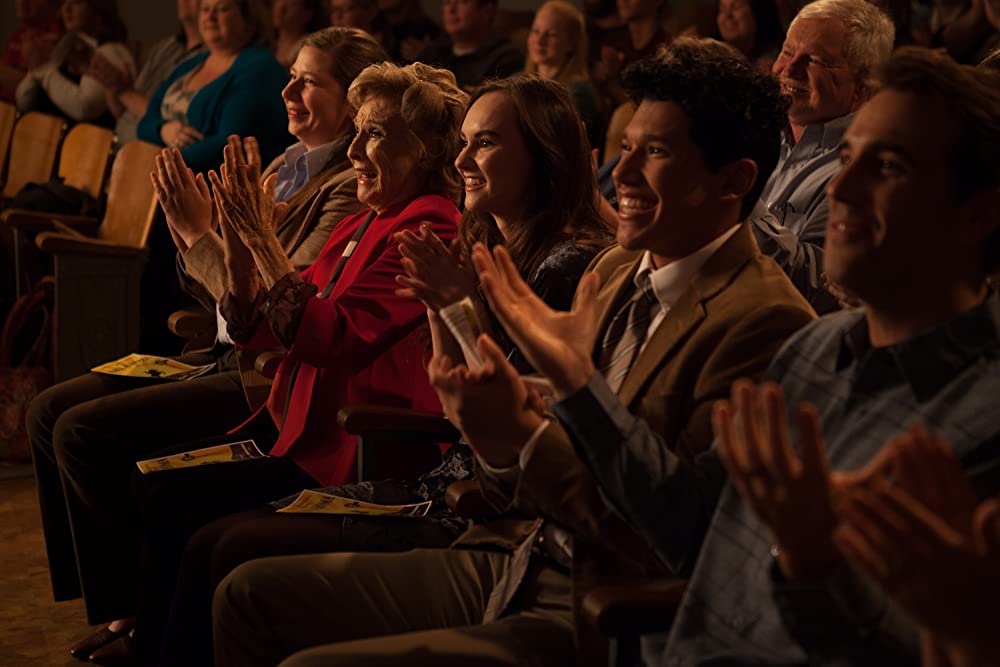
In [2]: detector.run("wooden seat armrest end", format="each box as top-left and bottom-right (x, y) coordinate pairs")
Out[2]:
(2, 209), (100, 234)
(168, 308), (216, 339)
(581, 578), (687, 637)
(36, 232), (143, 257)
(337, 405), (460, 441)
(253, 350), (285, 379)
(444, 479), (495, 519)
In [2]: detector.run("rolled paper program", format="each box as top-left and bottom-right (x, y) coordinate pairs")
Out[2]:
(439, 296), (485, 370)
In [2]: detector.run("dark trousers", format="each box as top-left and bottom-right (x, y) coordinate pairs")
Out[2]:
(26, 353), (252, 623)
(154, 481), (460, 667)
(128, 440), (319, 667)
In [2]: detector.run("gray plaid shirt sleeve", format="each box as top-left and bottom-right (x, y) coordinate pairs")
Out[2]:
(553, 373), (726, 577)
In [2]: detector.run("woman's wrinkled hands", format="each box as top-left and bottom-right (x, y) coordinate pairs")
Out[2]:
(150, 148), (213, 251)
(207, 135), (284, 250)
(160, 120), (204, 150)
(218, 204), (259, 302)
(394, 224), (477, 311)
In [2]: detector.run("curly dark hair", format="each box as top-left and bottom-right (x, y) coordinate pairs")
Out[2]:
(621, 40), (789, 220)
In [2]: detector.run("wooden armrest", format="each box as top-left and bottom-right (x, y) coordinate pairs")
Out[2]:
(167, 308), (215, 338)
(337, 405), (460, 441)
(581, 578), (687, 637)
(36, 232), (143, 257)
(2, 209), (100, 235)
(445, 479), (495, 519)
(253, 350), (285, 379)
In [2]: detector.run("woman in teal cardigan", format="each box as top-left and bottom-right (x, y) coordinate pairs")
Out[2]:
(138, 0), (292, 174)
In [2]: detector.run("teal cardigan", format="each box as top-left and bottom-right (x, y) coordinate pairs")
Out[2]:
(137, 45), (293, 174)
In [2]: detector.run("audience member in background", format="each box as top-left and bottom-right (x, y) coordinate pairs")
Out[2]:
(26, 26), (385, 666)
(498, 46), (1000, 665)
(117, 61), (465, 667)
(930, 0), (1000, 64)
(328, 0), (379, 38)
(715, 0), (783, 72)
(0, 0), (62, 102)
(417, 0), (524, 90)
(137, 0), (290, 174)
(377, 0), (442, 62)
(835, 430), (1000, 667)
(211, 43), (815, 667)
(592, 0), (671, 107)
(583, 0), (624, 61)
(272, 0), (327, 67)
(15, 0), (134, 126)
(88, 0), (204, 145)
(147, 74), (611, 667)
(753, 0), (893, 311)
(525, 1), (602, 151)
(136, 0), (291, 354)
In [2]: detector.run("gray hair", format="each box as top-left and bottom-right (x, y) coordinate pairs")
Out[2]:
(792, 0), (894, 85)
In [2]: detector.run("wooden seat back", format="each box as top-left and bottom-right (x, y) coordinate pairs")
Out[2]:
(95, 140), (161, 248)
(1, 111), (65, 199)
(0, 101), (17, 185)
(57, 123), (115, 198)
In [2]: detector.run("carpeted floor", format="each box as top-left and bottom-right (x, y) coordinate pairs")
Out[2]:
(0, 470), (90, 667)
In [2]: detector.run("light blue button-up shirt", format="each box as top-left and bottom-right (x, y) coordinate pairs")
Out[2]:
(759, 113), (854, 246)
(272, 137), (345, 203)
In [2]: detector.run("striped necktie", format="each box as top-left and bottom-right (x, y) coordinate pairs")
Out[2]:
(599, 272), (658, 394)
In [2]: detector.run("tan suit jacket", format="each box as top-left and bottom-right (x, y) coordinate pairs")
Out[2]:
(179, 144), (362, 304)
(454, 222), (816, 659)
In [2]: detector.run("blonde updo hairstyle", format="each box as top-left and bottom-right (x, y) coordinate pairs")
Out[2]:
(347, 62), (469, 203)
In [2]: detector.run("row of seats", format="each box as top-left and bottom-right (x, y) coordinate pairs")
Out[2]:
(0, 101), (162, 382)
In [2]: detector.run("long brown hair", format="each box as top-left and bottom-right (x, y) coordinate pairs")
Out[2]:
(458, 76), (611, 284)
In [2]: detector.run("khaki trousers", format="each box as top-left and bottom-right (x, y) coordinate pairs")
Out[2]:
(213, 547), (575, 667)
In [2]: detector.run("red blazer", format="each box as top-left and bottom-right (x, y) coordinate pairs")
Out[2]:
(233, 194), (460, 486)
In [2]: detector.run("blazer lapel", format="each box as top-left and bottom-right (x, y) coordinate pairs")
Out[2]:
(616, 290), (704, 407)
(274, 151), (351, 255)
(616, 223), (757, 407)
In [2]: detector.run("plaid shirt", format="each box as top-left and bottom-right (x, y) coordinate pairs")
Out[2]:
(555, 294), (1000, 666)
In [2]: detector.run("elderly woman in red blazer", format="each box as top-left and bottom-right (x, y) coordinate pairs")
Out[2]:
(79, 62), (468, 667)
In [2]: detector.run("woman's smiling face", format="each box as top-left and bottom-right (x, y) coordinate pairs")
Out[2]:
(347, 96), (427, 211)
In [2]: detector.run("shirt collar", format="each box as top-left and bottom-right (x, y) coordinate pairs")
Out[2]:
(785, 112), (855, 153)
(634, 224), (741, 311)
(282, 136), (347, 181)
(837, 293), (1000, 401)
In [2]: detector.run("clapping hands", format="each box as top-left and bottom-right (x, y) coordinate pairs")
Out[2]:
(207, 135), (286, 248)
(711, 381), (897, 581)
(395, 225), (477, 311)
(150, 148), (213, 251)
(473, 242), (602, 398)
(833, 428), (1000, 665)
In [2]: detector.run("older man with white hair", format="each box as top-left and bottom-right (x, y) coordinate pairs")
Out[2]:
(753, 0), (894, 311)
